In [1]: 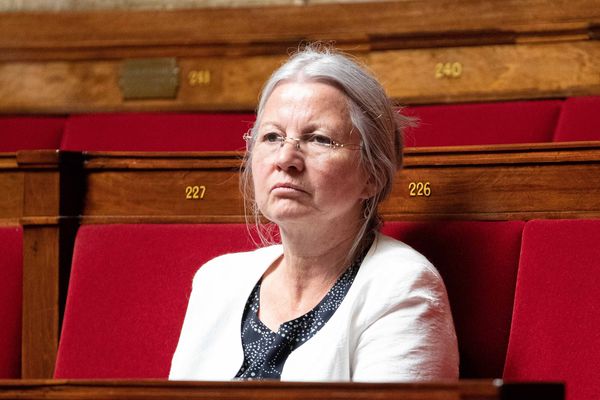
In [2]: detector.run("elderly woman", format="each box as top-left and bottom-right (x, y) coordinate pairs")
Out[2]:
(169, 45), (458, 382)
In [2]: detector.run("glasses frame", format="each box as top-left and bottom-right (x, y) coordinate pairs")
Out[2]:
(243, 132), (362, 153)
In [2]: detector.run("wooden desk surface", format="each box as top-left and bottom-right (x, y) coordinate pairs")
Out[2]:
(0, 379), (564, 400)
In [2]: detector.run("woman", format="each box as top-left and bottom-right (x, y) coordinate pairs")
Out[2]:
(169, 45), (458, 382)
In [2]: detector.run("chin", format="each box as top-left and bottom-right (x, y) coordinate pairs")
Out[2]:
(260, 207), (313, 226)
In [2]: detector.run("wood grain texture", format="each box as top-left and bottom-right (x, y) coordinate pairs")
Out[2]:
(21, 226), (59, 379)
(0, 0), (599, 112)
(0, 379), (564, 400)
(1, 0), (599, 58)
(1, 40), (600, 113)
(370, 41), (600, 104)
(0, 151), (64, 378)
(73, 143), (600, 221)
(0, 171), (23, 219)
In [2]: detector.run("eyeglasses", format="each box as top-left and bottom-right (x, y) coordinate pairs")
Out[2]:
(243, 132), (361, 156)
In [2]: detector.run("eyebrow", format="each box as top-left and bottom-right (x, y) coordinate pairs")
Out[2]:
(259, 121), (338, 136)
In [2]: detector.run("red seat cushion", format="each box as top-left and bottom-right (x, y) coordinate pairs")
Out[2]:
(553, 96), (600, 142)
(382, 220), (524, 378)
(60, 113), (255, 151)
(504, 219), (600, 400)
(54, 224), (256, 378)
(0, 226), (22, 378)
(0, 117), (65, 151)
(404, 100), (562, 147)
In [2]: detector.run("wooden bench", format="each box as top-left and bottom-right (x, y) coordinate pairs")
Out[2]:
(0, 1), (599, 113)
(12, 142), (599, 379)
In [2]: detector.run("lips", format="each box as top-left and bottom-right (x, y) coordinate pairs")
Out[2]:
(271, 182), (307, 194)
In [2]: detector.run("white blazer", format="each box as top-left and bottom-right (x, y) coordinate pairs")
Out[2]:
(169, 233), (459, 382)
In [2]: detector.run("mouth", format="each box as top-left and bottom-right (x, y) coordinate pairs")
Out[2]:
(271, 183), (307, 194)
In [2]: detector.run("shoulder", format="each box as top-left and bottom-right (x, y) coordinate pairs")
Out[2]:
(356, 233), (448, 305)
(364, 233), (442, 283)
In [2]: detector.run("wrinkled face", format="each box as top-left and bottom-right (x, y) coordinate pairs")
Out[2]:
(251, 81), (372, 229)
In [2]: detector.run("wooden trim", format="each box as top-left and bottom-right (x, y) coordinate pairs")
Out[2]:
(1, 1), (600, 111)
(0, 379), (564, 400)
(21, 227), (59, 379)
(1, 0), (599, 61)
(1, 41), (599, 113)
(68, 143), (600, 222)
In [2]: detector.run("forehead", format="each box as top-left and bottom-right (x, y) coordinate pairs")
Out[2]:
(260, 81), (350, 128)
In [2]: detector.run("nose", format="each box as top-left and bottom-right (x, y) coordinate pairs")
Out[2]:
(281, 137), (301, 151)
(275, 137), (304, 172)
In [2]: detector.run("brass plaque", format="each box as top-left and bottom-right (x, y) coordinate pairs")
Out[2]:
(119, 58), (180, 100)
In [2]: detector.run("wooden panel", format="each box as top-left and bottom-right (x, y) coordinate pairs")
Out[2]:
(73, 143), (600, 223)
(0, 154), (21, 222)
(12, 151), (63, 379)
(2, 41), (600, 113)
(23, 172), (60, 217)
(389, 164), (600, 220)
(0, 379), (564, 400)
(0, 0), (599, 112)
(370, 41), (600, 104)
(85, 170), (244, 219)
(21, 226), (59, 379)
(1, 0), (599, 61)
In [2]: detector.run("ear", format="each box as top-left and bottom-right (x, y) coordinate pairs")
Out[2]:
(359, 175), (378, 199)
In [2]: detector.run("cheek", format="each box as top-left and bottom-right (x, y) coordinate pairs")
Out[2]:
(251, 159), (269, 198)
(313, 161), (366, 198)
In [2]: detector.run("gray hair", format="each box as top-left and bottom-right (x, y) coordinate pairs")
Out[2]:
(241, 44), (411, 261)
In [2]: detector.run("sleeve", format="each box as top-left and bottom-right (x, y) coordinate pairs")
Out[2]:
(351, 265), (459, 382)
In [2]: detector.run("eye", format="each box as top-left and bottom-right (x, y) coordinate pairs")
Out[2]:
(306, 134), (334, 147)
(261, 132), (283, 143)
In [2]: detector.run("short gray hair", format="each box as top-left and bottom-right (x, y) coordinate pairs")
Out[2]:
(242, 44), (411, 261)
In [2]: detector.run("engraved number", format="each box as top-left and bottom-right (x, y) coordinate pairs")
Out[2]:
(435, 62), (462, 79)
(185, 185), (206, 199)
(188, 70), (211, 86)
(408, 182), (431, 197)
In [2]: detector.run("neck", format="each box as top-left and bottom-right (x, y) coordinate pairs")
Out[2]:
(269, 219), (362, 300)
(257, 218), (365, 330)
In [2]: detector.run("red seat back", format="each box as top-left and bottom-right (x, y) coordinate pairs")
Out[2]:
(382, 221), (525, 378)
(60, 113), (254, 151)
(504, 219), (600, 400)
(553, 96), (600, 142)
(0, 117), (65, 151)
(404, 100), (562, 147)
(55, 224), (255, 378)
(0, 226), (22, 378)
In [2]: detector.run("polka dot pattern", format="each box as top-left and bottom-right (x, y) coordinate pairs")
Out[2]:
(235, 257), (363, 380)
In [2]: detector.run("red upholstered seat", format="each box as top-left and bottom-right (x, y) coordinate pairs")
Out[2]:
(54, 224), (256, 378)
(382, 221), (525, 378)
(0, 116), (65, 151)
(404, 100), (562, 147)
(60, 113), (255, 151)
(0, 226), (23, 378)
(553, 96), (600, 142)
(503, 219), (600, 400)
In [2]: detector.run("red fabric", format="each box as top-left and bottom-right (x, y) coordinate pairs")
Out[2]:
(60, 113), (255, 151)
(55, 224), (256, 378)
(504, 219), (600, 400)
(404, 100), (562, 147)
(553, 96), (600, 142)
(381, 220), (525, 378)
(0, 116), (65, 151)
(0, 226), (22, 378)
